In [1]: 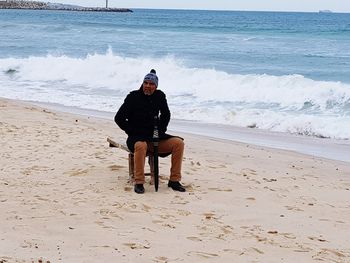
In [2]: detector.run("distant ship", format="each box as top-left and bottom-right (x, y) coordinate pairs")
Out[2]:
(319, 10), (333, 13)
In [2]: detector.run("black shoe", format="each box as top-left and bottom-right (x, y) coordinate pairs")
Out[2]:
(168, 181), (186, 192)
(134, 184), (145, 194)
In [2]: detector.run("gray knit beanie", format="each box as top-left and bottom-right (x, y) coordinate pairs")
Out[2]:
(143, 71), (158, 87)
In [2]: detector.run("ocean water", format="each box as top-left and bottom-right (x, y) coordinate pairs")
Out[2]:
(1, 9), (350, 139)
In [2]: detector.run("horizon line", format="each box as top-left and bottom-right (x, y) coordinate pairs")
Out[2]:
(117, 7), (348, 14)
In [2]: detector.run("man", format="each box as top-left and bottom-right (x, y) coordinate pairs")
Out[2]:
(115, 69), (185, 194)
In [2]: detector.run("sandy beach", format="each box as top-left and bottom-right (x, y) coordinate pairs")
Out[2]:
(1, 97), (350, 262)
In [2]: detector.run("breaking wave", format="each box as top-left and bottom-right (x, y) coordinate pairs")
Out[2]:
(1, 48), (350, 139)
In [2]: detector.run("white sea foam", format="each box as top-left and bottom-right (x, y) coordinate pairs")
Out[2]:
(1, 49), (350, 139)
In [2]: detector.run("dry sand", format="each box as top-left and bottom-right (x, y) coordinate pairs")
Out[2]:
(0, 97), (349, 263)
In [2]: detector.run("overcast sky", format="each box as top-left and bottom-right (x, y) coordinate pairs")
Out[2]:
(55, 0), (350, 13)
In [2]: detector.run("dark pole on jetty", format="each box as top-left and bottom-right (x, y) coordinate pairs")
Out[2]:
(106, 0), (108, 8)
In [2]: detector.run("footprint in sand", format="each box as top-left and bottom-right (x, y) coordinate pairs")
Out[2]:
(290, 164), (303, 170)
(177, 210), (191, 216)
(65, 169), (88, 176)
(246, 197), (256, 201)
(108, 165), (125, 171)
(221, 225), (234, 234)
(281, 232), (296, 239)
(170, 196), (189, 205)
(263, 186), (276, 192)
(186, 251), (219, 258)
(124, 185), (132, 191)
(159, 214), (175, 220)
(190, 167), (199, 172)
(141, 227), (156, 233)
(203, 212), (216, 220)
(222, 248), (242, 255)
(152, 219), (163, 224)
(123, 241), (151, 250)
(20, 239), (42, 249)
(141, 204), (152, 212)
(94, 220), (118, 229)
(239, 247), (265, 255)
(263, 178), (277, 182)
(308, 236), (327, 242)
(154, 256), (182, 262)
(285, 205), (304, 212)
(250, 247), (265, 255)
(154, 256), (181, 263)
(97, 208), (124, 220)
(186, 236), (202, 242)
(22, 165), (51, 175)
(241, 168), (257, 175)
(313, 248), (347, 262)
(207, 163), (227, 169)
(208, 187), (232, 192)
(190, 161), (201, 166)
(152, 214), (177, 229)
(162, 223), (176, 229)
(153, 256), (168, 263)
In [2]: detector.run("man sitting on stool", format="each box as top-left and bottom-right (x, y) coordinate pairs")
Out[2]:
(115, 69), (185, 194)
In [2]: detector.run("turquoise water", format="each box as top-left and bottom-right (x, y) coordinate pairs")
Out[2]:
(1, 9), (350, 81)
(1, 9), (350, 138)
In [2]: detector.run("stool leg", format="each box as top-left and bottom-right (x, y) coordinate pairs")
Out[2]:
(128, 153), (134, 184)
(149, 155), (154, 185)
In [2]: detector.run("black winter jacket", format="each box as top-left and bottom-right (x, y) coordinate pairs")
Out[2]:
(115, 88), (172, 152)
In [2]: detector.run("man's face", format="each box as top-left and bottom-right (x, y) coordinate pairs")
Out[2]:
(143, 80), (157, 95)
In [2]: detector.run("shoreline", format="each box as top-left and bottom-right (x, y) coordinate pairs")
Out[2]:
(28, 99), (350, 164)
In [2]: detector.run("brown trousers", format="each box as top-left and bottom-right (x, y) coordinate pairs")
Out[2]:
(134, 137), (184, 184)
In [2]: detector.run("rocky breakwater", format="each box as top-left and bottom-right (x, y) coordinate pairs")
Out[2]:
(0, 0), (133, 12)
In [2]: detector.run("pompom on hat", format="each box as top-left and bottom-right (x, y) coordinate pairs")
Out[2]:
(143, 69), (158, 87)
